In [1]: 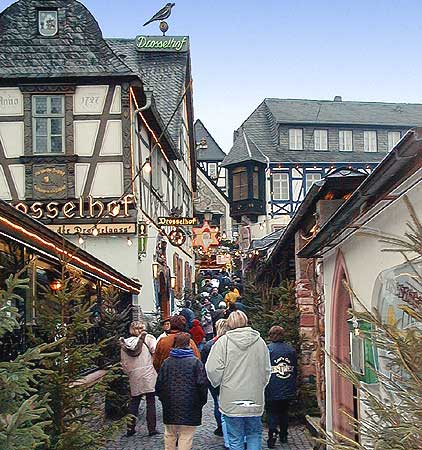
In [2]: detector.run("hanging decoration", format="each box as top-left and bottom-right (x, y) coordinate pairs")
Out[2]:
(168, 228), (186, 247)
(193, 220), (219, 252)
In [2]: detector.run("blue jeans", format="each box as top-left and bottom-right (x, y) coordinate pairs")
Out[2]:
(209, 385), (222, 428)
(223, 415), (262, 450)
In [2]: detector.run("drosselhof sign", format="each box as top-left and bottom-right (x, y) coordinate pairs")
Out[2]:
(12, 195), (135, 221)
(135, 35), (189, 52)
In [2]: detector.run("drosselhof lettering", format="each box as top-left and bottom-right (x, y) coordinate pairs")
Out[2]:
(136, 35), (189, 52)
(12, 195), (135, 221)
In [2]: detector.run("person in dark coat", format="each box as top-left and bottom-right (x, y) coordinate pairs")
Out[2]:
(180, 301), (195, 331)
(265, 326), (297, 447)
(209, 287), (224, 309)
(155, 333), (208, 450)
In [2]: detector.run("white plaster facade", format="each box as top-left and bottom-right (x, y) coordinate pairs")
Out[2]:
(321, 168), (422, 435)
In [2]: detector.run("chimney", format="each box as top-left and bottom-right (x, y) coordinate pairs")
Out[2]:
(233, 129), (239, 143)
(334, 96), (342, 102)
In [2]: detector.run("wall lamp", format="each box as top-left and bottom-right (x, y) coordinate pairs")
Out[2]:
(170, 275), (177, 289)
(152, 262), (159, 279)
(143, 157), (152, 174)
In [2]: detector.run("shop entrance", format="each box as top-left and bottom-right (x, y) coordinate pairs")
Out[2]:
(331, 252), (358, 440)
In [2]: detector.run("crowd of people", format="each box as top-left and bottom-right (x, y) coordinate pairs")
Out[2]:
(119, 271), (297, 450)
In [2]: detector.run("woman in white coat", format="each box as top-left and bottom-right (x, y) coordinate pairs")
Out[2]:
(120, 321), (158, 437)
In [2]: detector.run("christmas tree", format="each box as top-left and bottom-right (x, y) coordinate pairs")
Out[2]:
(100, 285), (131, 420)
(0, 270), (57, 450)
(34, 265), (124, 450)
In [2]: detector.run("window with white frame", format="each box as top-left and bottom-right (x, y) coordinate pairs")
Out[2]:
(208, 163), (218, 179)
(289, 128), (303, 150)
(272, 172), (289, 200)
(387, 131), (401, 150)
(32, 96), (65, 154)
(364, 131), (377, 152)
(339, 130), (353, 151)
(305, 173), (321, 193)
(314, 129), (328, 151)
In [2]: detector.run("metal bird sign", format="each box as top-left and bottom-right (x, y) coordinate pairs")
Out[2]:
(143, 3), (176, 35)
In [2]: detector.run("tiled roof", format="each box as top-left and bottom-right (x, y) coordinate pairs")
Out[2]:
(0, 0), (133, 79)
(107, 38), (190, 144)
(195, 119), (226, 162)
(223, 98), (422, 166)
(223, 127), (267, 166)
(265, 98), (422, 126)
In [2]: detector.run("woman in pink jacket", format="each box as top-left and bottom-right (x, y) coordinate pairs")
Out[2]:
(120, 321), (159, 437)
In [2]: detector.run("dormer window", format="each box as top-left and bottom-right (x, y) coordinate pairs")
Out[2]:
(197, 138), (207, 150)
(38, 10), (58, 37)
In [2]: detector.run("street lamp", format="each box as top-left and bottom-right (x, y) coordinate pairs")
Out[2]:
(170, 275), (176, 289)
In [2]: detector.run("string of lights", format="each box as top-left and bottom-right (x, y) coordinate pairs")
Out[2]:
(82, 79), (193, 241)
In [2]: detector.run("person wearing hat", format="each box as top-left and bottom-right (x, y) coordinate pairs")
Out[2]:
(180, 300), (195, 331)
(153, 315), (200, 372)
(210, 287), (224, 309)
(157, 316), (171, 342)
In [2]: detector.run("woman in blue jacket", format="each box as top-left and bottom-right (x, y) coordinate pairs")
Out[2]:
(265, 326), (297, 448)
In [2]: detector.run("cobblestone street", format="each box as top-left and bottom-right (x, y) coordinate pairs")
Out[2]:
(104, 398), (314, 450)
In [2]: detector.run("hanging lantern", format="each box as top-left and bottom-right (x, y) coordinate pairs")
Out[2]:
(152, 262), (159, 278)
(50, 279), (63, 291)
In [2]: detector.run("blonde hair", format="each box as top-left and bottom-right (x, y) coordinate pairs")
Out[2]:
(129, 321), (145, 335)
(227, 311), (248, 330)
(215, 319), (229, 337)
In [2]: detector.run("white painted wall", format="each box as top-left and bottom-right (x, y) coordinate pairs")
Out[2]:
(74, 120), (99, 156)
(322, 175), (422, 436)
(74, 85), (108, 115)
(0, 88), (23, 116)
(0, 122), (24, 157)
(90, 162), (123, 197)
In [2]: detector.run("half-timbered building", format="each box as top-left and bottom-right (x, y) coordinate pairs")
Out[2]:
(0, 0), (196, 316)
(222, 96), (422, 240)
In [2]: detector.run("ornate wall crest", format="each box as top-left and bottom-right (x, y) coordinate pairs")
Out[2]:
(38, 11), (58, 37)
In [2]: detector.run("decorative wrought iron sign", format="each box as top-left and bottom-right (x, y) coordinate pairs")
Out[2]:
(135, 36), (189, 52)
(168, 228), (186, 247)
(158, 217), (197, 226)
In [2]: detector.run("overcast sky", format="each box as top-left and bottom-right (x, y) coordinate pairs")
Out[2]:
(3, 0), (422, 152)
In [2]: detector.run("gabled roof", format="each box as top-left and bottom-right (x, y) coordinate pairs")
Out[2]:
(195, 119), (226, 162)
(222, 127), (267, 166)
(0, 0), (133, 79)
(223, 98), (422, 166)
(107, 38), (190, 145)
